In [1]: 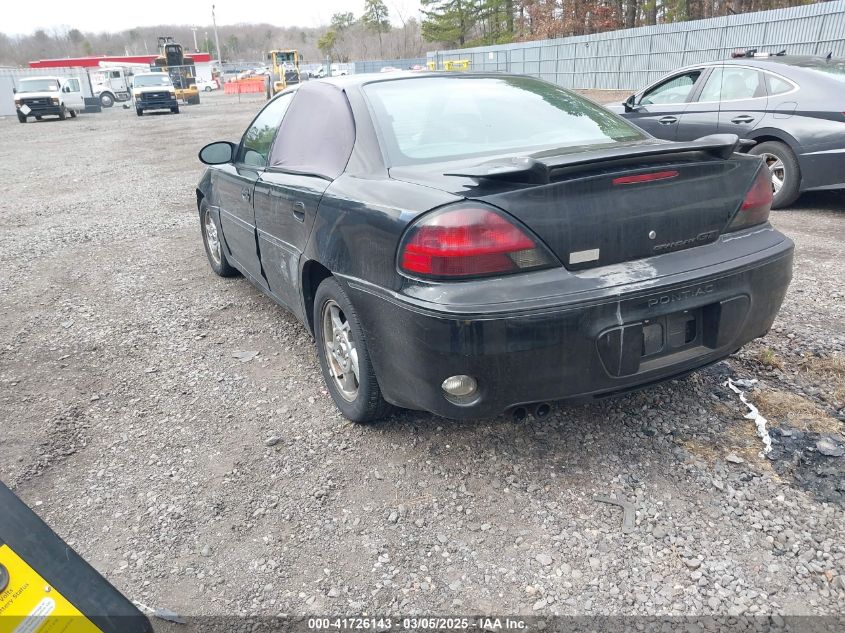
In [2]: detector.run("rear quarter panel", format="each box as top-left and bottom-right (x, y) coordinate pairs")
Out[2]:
(304, 175), (460, 291)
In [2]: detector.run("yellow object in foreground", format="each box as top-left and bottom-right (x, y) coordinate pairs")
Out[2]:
(0, 544), (102, 633)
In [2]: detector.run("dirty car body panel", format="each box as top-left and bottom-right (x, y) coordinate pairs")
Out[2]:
(197, 72), (793, 420)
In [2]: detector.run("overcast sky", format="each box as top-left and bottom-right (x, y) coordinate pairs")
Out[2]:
(4, 0), (423, 36)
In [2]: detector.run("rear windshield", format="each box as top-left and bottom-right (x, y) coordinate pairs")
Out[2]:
(134, 74), (172, 87)
(795, 60), (845, 83)
(18, 79), (59, 92)
(363, 76), (645, 166)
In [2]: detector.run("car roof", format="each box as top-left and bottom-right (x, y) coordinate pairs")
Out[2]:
(718, 55), (842, 68)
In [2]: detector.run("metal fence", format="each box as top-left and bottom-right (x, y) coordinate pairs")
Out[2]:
(427, 0), (845, 90)
(353, 57), (427, 74)
(0, 67), (93, 117)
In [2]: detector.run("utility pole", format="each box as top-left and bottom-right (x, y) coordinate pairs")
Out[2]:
(191, 27), (199, 52)
(212, 4), (222, 62)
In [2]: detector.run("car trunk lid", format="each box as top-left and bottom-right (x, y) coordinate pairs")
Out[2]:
(389, 136), (759, 271)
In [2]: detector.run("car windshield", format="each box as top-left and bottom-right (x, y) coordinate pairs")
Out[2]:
(134, 74), (172, 87)
(364, 76), (645, 166)
(18, 79), (59, 93)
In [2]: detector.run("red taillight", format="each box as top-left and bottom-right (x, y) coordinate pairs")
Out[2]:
(726, 168), (773, 232)
(399, 206), (556, 279)
(612, 170), (679, 185)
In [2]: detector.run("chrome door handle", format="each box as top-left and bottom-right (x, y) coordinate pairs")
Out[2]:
(292, 201), (306, 222)
(731, 115), (754, 124)
(658, 116), (678, 125)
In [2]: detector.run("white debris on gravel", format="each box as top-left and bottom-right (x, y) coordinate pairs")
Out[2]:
(726, 378), (772, 455)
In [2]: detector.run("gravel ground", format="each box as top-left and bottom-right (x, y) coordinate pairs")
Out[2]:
(1, 91), (844, 623)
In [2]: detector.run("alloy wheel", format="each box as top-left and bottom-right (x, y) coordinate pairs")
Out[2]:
(760, 152), (785, 195)
(204, 212), (221, 265)
(321, 300), (359, 402)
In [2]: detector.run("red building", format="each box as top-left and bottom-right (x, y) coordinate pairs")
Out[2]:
(29, 53), (213, 68)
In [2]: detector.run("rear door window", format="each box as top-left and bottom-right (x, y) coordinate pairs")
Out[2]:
(269, 82), (355, 179)
(699, 67), (764, 102)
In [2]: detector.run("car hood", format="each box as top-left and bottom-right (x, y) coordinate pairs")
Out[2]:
(16, 91), (61, 99)
(134, 85), (175, 93)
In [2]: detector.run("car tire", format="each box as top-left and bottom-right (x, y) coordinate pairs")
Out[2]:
(17, 112), (26, 123)
(69, 109), (77, 118)
(136, 108), (143, 116)
(748, 141), (801, 209)
(204, 86), (212, 92)
(35, 116), (42, 121)
(313, 277), (392, 423)
(200, 200), (237, 277)
(58, 105), (67, 120)
(100, 93), (114, 108)
(171, 106), (180, 114)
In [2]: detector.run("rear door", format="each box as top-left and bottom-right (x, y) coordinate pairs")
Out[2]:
(627, 69), (704, 140)
(215, 96), (292, 288)
(254, 82), (356, 311)
(709, 66), (768, 136)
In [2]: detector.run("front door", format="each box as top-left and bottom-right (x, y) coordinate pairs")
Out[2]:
(214, 93), (295, 290)
(214, 164), (265, 288)
(627, 69), (704, 140)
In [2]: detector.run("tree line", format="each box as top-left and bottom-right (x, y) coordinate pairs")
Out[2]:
(422, 0), (818, 47)
(0, 0), (821, 67)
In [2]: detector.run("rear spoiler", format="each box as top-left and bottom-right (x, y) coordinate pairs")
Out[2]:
(445, 134), (755, 185)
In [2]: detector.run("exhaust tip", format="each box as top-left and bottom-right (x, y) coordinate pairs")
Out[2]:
(534, 402), (552, 419)
(512, 406), (528, 422)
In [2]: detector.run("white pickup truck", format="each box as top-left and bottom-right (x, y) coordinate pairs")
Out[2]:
(14, 76), (85, 123)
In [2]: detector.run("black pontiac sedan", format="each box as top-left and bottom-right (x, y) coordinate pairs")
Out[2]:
(608, 54), (845, 209)
(196, 73), (793, 422)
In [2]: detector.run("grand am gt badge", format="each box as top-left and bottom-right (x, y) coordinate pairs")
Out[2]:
(647, 283), (715, 308)
(653, 230), (719, 253)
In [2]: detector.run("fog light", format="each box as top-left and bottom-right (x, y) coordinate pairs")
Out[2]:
(442, 375), (477, 398)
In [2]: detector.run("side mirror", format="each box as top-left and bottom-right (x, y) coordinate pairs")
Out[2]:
(623, 94), (638, 112)
(63, 85), (71, 93)
(199, 141), (235, 165)
(11, 88), (16, 94)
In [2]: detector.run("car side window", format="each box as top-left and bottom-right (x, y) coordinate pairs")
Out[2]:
(237, 92), (295, 167)
(268, 82), (355, 179)
(766, 73), (793, 96)
(640, 71), (701, 105)
(699, 67), (763, 102)
(65, 79), (80, 92)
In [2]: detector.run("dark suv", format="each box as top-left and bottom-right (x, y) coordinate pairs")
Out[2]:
(608, 54), (845, 208)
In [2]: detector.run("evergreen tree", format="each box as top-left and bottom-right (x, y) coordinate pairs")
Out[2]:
(362, 0), (390, 58)
(421, 0), (477, 47)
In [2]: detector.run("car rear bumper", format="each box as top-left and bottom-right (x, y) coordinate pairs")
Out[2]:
(798, 148), (845, 191)
(346, 231), (793, 419)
